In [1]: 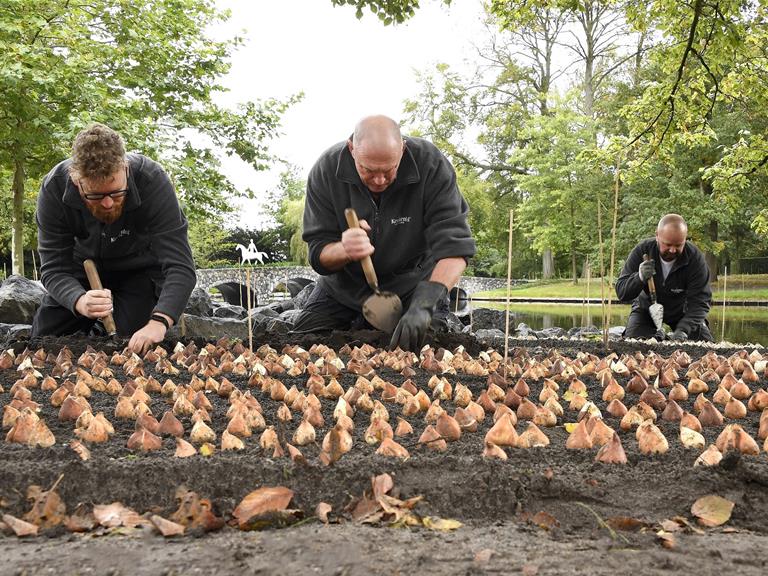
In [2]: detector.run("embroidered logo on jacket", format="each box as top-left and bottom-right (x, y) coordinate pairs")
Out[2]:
(109, 229), (131, 243)
(391, 216), (411, 226)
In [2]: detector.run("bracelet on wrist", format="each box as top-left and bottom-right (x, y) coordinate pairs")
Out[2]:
(150, 313), (171, 330)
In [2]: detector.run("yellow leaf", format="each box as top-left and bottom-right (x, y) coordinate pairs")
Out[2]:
(691, 495), (734, 527)
(564, 423), (578, 433)
(422, 516), (462, 531)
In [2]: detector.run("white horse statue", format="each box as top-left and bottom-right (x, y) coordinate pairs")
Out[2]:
(236, 240), (267, 265)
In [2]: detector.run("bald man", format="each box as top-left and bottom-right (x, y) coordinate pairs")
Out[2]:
(293, 115), (476, 351)
(616, 214), (713, 341)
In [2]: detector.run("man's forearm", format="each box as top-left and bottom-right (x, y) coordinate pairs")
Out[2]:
(429, 257), (466, 290)
(318, 241), (352, 273)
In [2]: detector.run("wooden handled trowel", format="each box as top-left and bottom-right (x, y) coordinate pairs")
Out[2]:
(83, 259), (118, 336)
(643, 254), (664, 333)
(344, 208), (403, 333)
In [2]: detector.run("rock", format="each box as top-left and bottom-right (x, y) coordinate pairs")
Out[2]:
(286, 277), (315, 298)
(184, 287), (212, 317)
(475, 328), (506, 348)
(169, 314), (248, 342)
(0, 275), (46, 324)
(516, 323), (536, 338)
(444, 312), (465, 333)
(608, 326), (625, 339)
(0, 322), (32, 339)
(278, 309), (303, 325)
(265, 299), (293, 314)
(535, 327), (566, 339)
(469, 308), (508, 331)
(212, 304), (247, 320)
(249, 306), (281, 319)
(291, 283), (316, 310)
(567, 325), (600, 337)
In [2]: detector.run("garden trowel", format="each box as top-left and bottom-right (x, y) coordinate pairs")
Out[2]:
(83, 259), (117, 337)
(344, 208), (403, 333)
(643, 254), (664, 333)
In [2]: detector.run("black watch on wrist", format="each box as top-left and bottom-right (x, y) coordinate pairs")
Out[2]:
(150, 313), (170, 330)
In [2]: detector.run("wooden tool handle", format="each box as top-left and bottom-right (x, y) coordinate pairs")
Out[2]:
(344, 208), (379, 291)
(643, 253), (657, 300)
(83, 259), (117, 334)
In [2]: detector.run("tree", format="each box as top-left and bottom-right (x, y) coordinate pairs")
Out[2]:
(0, 1), (298, 275)
(270, 168), (309, 265)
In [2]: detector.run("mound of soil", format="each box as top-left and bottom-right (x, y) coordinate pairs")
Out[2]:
(1, 332), (767, 576)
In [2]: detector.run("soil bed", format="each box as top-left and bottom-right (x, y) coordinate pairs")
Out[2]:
(1, 332), (767, 576)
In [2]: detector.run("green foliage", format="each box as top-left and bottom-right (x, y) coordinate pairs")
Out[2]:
(330, 0), (451, 25)
(0, 0), (298, 272)
(269, 167), (309, 265)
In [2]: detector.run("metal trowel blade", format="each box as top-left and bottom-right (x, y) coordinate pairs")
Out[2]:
(362, 291), (403, 333)
(649, 303), (664, 331)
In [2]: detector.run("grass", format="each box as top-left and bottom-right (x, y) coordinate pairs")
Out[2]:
(475, 274), (768, 301)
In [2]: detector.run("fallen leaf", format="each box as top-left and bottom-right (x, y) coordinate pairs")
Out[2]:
(65, 504), (96, 533)
(170, 488), (225, 532)
(522, 564), (540, 576)
(199, 442), (215, 456)
(474, 548), (494, 564)
(691, 495), (734, 527)
(93, 502), (146, 528)
(606, 516), (648, 531)
(543, 467), (554, 481)
(316, 502), (332, 524)
(372, 473), (394, 500)
(670, 515), (705, 535)
(656, 530), (676, 549)
(233, 487), (294, 529)
(24, 485), (66, 528)
(150, 514), (185, 537)
(530, 511), (559, 531)
(351, 495), (381, 522)
(422, 516), (462, 531)
(2, 514), (38, 536)
(660, 519), (682, 532)
(564, 422), (578, 433)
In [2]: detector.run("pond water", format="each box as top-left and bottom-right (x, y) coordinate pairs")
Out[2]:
(471, 302), (768, 346)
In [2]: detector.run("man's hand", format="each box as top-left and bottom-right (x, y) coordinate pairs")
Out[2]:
(128, 321), (166, 355)
(75, 289), (113, 319)
(638, 259), (655, 283)
(341, 219), (374, 262)
(390, 281), (448, 352)
(669, 329), (688, 342)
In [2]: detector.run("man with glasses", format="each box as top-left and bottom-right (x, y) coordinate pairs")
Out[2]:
(31, 123), (196, 353)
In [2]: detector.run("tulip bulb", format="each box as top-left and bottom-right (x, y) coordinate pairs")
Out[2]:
(376, 437), (410, 459)
(435, 412), (461, 441)
(595, 432), (627, 464)
(190, 420), (216, 444)
(680, 426), (705, 449)
(364, 418), (393, 445)
(724, 397), (747, 419)
(127, 427), (162, 452)
(482, 441), (508, 460)
(484, 413), (518, 447)
(394, 417), (414, 437)
(606, 399), (628, 418)
(517, 422), (550, 448)
(418, 425), (447, 452)
(636, 421), (668, 455)
(694, 444), (723, 467)
(566, 419), (593, 450)
(588, 417), (615, 447)
(221, 430), (245, 451)
(174, 437), (197, 458)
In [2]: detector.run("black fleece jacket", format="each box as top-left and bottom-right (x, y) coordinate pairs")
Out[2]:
(302, 137), (476, 310)
(36, 153), (196, 322)
(615, 238), (712, 334)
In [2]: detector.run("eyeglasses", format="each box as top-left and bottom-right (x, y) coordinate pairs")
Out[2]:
(80, 166), (129, 201)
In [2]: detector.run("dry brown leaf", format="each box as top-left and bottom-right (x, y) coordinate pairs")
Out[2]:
(24, 484), (66, 528)
(691, 495), (734, 527)
(372, 473), (394, 500)
(422, 516), (462, 531)
(316, 502), (332, 525)
(93, 502), (146, 528)
(169, 488), (225, 532)
(2, 514), (38, 536)
(656, 530), (677, 549)
(659, 519), (682, 532)
(522, 564), (540, 576)
(474, 549), (494, 564)
(232, 487), (294, 529)
(606, 516), (648, 531)
(65, 504), (96, 533)
(69, 439), (91, 461)
(530, 511), (559, 531)
(150, 514), (186, 537)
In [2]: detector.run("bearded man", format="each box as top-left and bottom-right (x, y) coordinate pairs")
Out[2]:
(616, 213), (713, 342)
(31, 123), (196, 353)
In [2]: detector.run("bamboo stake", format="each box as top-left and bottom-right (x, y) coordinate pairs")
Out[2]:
(246, 267), (253, 353)
(503, 209), (514, 379)
(31, 250), (38, 282)
(606, 154), (622, 348)
(597, 197), (607, 348)
(721, 266), (727, 342)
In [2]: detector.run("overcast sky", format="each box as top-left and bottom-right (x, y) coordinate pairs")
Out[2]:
(211, 0), (486, 226)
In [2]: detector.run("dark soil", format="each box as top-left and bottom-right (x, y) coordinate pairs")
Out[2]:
(1, 332), (767, 576)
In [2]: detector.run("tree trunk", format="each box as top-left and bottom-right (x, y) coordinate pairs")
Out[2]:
(704, 220), (718, 282)
(542, 248), (554, 279)
(12, 158), (25, 277)
(571, 249), (578, 285)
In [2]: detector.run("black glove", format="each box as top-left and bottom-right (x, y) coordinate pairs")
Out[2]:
(638, 259), (655, 283)
(389, 281), (448, 352)
(654, 329), (666, 341)
(669, 329), (688, 341)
